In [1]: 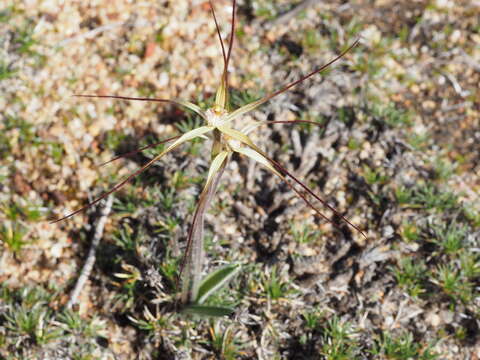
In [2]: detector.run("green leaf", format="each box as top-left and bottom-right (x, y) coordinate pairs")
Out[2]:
(182, 305), (234, 317)
(196, 263), (241, 304)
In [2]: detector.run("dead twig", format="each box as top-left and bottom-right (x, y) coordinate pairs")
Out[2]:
(66, 195), (113, 309)
(55, 22), (123, 48)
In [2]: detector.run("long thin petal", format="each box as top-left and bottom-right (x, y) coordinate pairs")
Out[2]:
(51, 127), (212, 223)
(226, 40), (359, 122)
(271, 159), (367, 238)
(235, 147), (282, 177)
(216, 125), (255, 149)
(223, 128), (366, 237)
(164, 126), (212, 153)
(242, 120), (326, 135)
(98, 135), (180, 167)
(235, 147), (332, 224)
(74, 94), (206, 120)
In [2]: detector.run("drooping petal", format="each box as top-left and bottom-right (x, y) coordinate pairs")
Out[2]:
(98, 135), (180, 167)
(216, 125), (255, 149)
(242, 120), (326, 135)
(74, 94), (207, 120)
(224, 128), (366, 237)
(234, 146), (333, 224)
(234, 147), (282, 178)
(164, 126), (212, 153)
(51, 127), (212, 223)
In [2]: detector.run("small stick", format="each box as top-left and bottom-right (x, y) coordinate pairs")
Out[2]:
(56, 22), (123, 48)
(66, 195), (114, 309)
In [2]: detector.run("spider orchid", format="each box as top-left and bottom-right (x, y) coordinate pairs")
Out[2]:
(52, 0), (365, 303)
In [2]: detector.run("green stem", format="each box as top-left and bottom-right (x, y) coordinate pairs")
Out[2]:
(181, 154), (227, 304)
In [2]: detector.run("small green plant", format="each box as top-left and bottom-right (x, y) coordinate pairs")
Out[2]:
(112, 222), (139, 254)
(0, 285), (108, 357)
(207, 322), (243, 359)
(321, 316), (360, 360)
(262, 266), (291, 300)
(2, 201), (42, 221)
(4, 304), (62, 345)
(112, 263), (142, 310)
(371, 102), (411, 128)
(400, 222), (419, 242)
(371, 331), (439, 360)
(290, 221), (321, 244)
(392, 258), (427, 298)
(395, 183), (459, 212)
(0, 60), (17, 80)
(347, 137), (361, 150)
(432, 222), (466, 254)
(395, 185), (413, 205)
(407, 132), (430, 150)
(459, 251), (480, 279)
(6, 18), (46, 68)
(0, 222), (28, 254)
(362, 165), (389, 185)
(432, 157), (456, 180)
(464, 207), (480, 227)
(303, 29), (322, 50)
(435, 263), (473, 304)
(56, 310), (104, 338)
(0, 287), (68, 351)
(52, 0), (365, 312)
(302, 307), (324, 330)
(252, 0), (278, 20)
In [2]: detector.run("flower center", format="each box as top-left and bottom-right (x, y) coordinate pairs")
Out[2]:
(206, 108), (228, 127)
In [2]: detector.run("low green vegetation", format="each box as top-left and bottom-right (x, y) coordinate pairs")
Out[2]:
(0, 285), (106, 358)
(371, 331), (438, 360)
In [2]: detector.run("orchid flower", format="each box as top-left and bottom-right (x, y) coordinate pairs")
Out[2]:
(52, 0), (364, 304)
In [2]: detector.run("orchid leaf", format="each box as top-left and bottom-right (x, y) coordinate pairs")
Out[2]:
(195, 263), (241, 304)
(182, 305), (234, 317)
